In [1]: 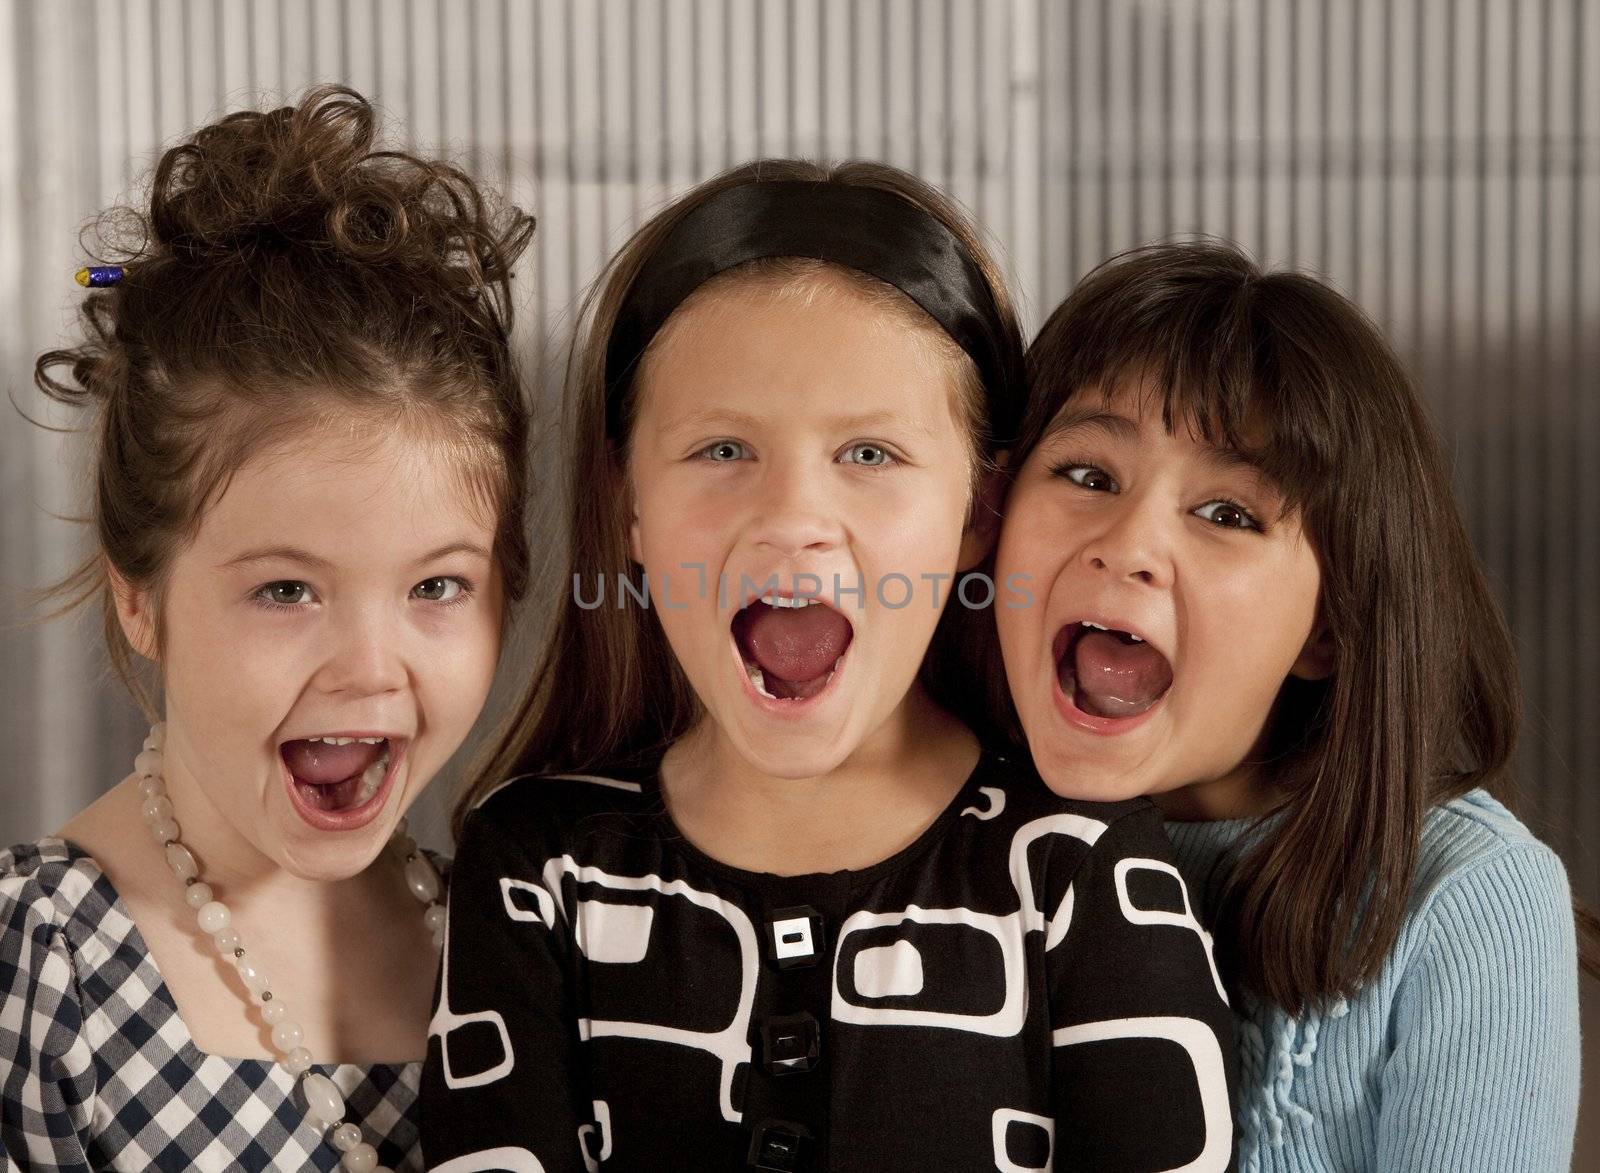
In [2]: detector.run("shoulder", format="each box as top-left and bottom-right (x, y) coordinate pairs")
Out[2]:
(457, 770), (658, 857)
(1, 837), (110, 932)
(1411, 790), (1571, 914)
(0, 840), (108, 1060)
(1391, 791), (1575, 981)
(3, 836), (151, 991)
(469, 770), (652, 820)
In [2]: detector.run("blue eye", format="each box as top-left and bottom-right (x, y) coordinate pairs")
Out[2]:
(254, 581), (316, 609)
(1051, 463), (1118, 493)
(413, 576), (470, 603)
(1193, 500), (1262, 531)
(839, 442), (895, 467)
(698, 440), (749, 462)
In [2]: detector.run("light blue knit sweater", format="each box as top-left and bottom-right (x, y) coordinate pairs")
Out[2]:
(1167, 790), (1580, 1172)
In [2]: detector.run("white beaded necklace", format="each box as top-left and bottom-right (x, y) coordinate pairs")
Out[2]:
(133, 723), (445, 1173)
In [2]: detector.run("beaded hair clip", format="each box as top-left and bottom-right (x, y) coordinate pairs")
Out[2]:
(74, 265), (125, 287)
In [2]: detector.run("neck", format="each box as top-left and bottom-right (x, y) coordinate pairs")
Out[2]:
(662, 685), (978, 875)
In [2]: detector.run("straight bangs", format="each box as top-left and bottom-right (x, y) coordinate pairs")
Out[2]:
(1021, 245), (1382, 529)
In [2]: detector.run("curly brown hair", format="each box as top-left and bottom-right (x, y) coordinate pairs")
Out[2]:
(32, 84), (536, 715)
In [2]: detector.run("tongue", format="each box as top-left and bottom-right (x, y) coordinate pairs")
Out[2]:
(736, 603), (853, 695)
(280, 739), (385, 786)
(1072, 631), (1173, 718)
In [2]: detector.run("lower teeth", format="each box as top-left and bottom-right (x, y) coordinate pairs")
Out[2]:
(745, 657), (845, 701)
(748, 666), (776, 700)
(354, 753), (388, 805)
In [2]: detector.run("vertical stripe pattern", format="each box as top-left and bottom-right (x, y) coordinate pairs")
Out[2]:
(1, 0), (1596, 902)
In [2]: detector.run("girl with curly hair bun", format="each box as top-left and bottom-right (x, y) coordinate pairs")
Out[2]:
(3, 85), (533, 1172)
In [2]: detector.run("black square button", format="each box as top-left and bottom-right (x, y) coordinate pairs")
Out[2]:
(748, 1119), (812, 1170)
(761, 1012), (821, 1075)
(765, 906), (825, 969)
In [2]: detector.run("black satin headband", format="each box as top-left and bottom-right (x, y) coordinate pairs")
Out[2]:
(604, 180), (1023, 444)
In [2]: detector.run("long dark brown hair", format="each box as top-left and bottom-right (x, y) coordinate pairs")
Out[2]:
(453, 159), (1025, 836)
(987, 240), (1597, 1012)
(32, 84), (536, 714)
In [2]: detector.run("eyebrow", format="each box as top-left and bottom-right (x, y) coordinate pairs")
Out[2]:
(1044, 408), (1266, 476)
(1043, 408), (1140, 445)
(220, 541), (493, 571)
(660, 406), (937, 439)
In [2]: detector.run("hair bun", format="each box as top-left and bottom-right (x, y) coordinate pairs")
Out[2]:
(144, 84), (492, 276)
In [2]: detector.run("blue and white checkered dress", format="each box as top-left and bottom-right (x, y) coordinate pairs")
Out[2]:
(1, 839), (425, 1171)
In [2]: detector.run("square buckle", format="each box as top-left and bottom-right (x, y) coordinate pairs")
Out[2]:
(761, 1011), (821, 1075)
(765, 906), (825, 969)
(748, 1118), (812, 1170)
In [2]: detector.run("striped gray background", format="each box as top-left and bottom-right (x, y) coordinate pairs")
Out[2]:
(2, 0), (1597, 910)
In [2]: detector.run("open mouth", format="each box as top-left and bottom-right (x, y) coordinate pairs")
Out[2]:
(1053, 620), (1174, 721)
(730, 593), (855, 702)
(279, 735), (395, 815)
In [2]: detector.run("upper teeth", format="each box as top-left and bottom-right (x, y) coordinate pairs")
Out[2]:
(1081, 620), (1143, 643)
(304, 735), (386, 745)
(762, 596), (818, 609)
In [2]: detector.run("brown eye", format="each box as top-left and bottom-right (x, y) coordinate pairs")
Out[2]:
(257, 581), (314, 606)
(1054, 464), (1118, 493)
(1193, 500), (1261, 531)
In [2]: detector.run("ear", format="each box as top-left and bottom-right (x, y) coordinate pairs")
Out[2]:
(625, 479), (645, 565)
(1290, 614), (1336, 681)
(108, 564), (159, 662)
(957, 451), (1009, 572)
(617, 451), (645, 565)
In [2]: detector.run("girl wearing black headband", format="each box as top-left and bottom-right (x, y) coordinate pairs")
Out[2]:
(423, 162), (1238, 1170)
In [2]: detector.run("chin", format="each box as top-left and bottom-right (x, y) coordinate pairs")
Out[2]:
(1029, 747), (1152, 804)
(275, 824), (394, 882)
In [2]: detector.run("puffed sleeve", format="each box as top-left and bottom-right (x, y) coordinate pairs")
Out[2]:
(0, 873), (97, 1171)
(1046, 804), (1239, 1171)
(420, 792), (591, 1172)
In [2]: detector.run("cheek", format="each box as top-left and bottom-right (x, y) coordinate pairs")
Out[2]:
(437, 604), (503, 691)
(635, 481), (732, 563)
(995, 486), (1068, 589)
(161, 596), (297, 722)
(1190, 557), (1318, 699)
(866, 466), (971, 556)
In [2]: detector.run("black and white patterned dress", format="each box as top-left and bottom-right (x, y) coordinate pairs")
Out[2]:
(422, 749), (1239, 1171)
(0, 839), (426, 1171)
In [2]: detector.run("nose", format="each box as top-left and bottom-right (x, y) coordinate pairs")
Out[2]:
(748, 457), (844, 559)
(1079, 491), (1174, 588)
(313, 604), (407, 698)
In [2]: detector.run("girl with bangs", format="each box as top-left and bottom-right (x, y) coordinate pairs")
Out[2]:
(423, 166), (1238, 1171)
(991, 241), (1587, 1171)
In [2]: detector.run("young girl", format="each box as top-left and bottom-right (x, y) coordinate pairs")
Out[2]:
(423, 163), (1238, 1171)
(991, 242), (1584, 1171)
(3, 86), (533, 1171)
